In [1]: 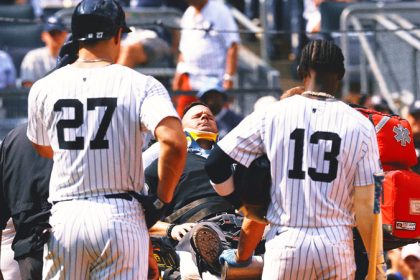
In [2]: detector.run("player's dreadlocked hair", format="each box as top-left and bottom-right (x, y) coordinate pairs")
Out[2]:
(297, 40), (345, 80)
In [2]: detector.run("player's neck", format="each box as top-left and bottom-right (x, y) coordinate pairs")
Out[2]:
(303, 71), (339, 97)
(77, 43), (118, 67)
(304, 85), (335, 97)
(78, 52), (114, 63)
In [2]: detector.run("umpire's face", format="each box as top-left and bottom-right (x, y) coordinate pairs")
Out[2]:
(182, 105), (218, 133)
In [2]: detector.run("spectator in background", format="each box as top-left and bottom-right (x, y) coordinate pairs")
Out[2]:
(407, 100), (420, 174)
(0, 51), (16, 89)
(303, 0), (322, 34)
(303, 0), (353, 35)
(173, 0), (240, 116)
(117, 28), (172, 68)
(402, 243), (420, 280)
(387, 248), (411, 280)
(197, 80), (242, 139)
(20, 16), (67, 87)
(362, 94), (394, 114)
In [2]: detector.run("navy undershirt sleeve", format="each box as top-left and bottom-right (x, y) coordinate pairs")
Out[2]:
(205, 144), (236, 184)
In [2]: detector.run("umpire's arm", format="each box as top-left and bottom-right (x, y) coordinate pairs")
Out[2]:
(205, 144), (238, 204)
(154, 117), (187, 203)
(205, 146), (265, 262)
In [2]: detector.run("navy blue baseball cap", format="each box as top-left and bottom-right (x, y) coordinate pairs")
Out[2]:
(409, 100), (420, 115)
(197, 78), (226, 100)
(44, 16), (66, 32)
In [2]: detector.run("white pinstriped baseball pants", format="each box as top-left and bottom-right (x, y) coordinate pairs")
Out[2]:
(43, 197), (149, 280)
(262, 226), (355, 280)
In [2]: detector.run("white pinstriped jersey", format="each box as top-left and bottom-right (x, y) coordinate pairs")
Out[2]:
(27, 64), (178, 202)
(218, 95), (381, 227)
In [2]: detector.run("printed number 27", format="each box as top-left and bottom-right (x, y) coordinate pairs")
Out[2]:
(288, 128), (341, 183)
(54, 98), (117, 150)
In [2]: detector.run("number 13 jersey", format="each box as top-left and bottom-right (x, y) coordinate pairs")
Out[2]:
(217, 95), (381, 227)
(27, 64), (179, 202)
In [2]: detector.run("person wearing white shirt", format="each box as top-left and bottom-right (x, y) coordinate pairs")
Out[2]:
(20, 15), (67, 88)
(174, 0), (239, 90)
(172, 0), (240, 116)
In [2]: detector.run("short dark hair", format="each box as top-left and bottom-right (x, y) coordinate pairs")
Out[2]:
(182, 101), (209, 117)
(297, 40), (345, 79)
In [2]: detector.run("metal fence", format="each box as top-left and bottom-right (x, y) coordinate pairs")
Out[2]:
(339, 2), (420, 114)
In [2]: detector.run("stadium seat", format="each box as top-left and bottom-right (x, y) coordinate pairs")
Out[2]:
(0, 4), (35, 21)
(0, 23), (43, 75)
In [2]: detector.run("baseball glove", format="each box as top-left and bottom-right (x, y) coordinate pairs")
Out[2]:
(233, 155), (271, 224)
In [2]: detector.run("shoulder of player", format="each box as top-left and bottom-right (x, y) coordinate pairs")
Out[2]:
(33, 65), (67, 84)
(271, 95), (298, 109)
(110, 64), (149, 79)
(111, 66), (167, 93)
(340, 102), (375, 131)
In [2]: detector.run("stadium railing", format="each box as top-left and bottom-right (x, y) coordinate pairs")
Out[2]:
(339, 2), (420, 114)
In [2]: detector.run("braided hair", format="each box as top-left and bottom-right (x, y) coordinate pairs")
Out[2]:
(297, 40), (345, 80)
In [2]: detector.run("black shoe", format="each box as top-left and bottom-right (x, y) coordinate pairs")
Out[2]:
(191, 225), (223, 274)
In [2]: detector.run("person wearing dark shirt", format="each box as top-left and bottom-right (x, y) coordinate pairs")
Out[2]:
(0, 123), (53, 280)
(145, 102), (240, 278)
(196, 80), (243, 139)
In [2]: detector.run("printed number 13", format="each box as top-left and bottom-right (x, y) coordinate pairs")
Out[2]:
(288, 128), (341, 183)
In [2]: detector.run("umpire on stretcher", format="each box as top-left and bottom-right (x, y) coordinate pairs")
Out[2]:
(144, 102), (251, 278)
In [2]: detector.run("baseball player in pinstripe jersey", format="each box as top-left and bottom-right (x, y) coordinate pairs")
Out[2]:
(206, 40), (386, 279)
(26, 0), (187, 278)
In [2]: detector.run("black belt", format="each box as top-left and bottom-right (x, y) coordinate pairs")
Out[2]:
(53, 193), (133, 204)
(104, 193), (133, 201)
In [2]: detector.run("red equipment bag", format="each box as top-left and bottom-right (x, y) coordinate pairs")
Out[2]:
(382, 170), (420, 240)
(354, 106), (419, 249)
(355, 107), (418, 170)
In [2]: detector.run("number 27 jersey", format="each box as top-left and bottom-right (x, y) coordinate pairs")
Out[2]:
(27, 64), (178, 202)
(218, 95), (381, 227)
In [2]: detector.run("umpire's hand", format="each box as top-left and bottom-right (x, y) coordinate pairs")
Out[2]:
(170, 223), (195, 241)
